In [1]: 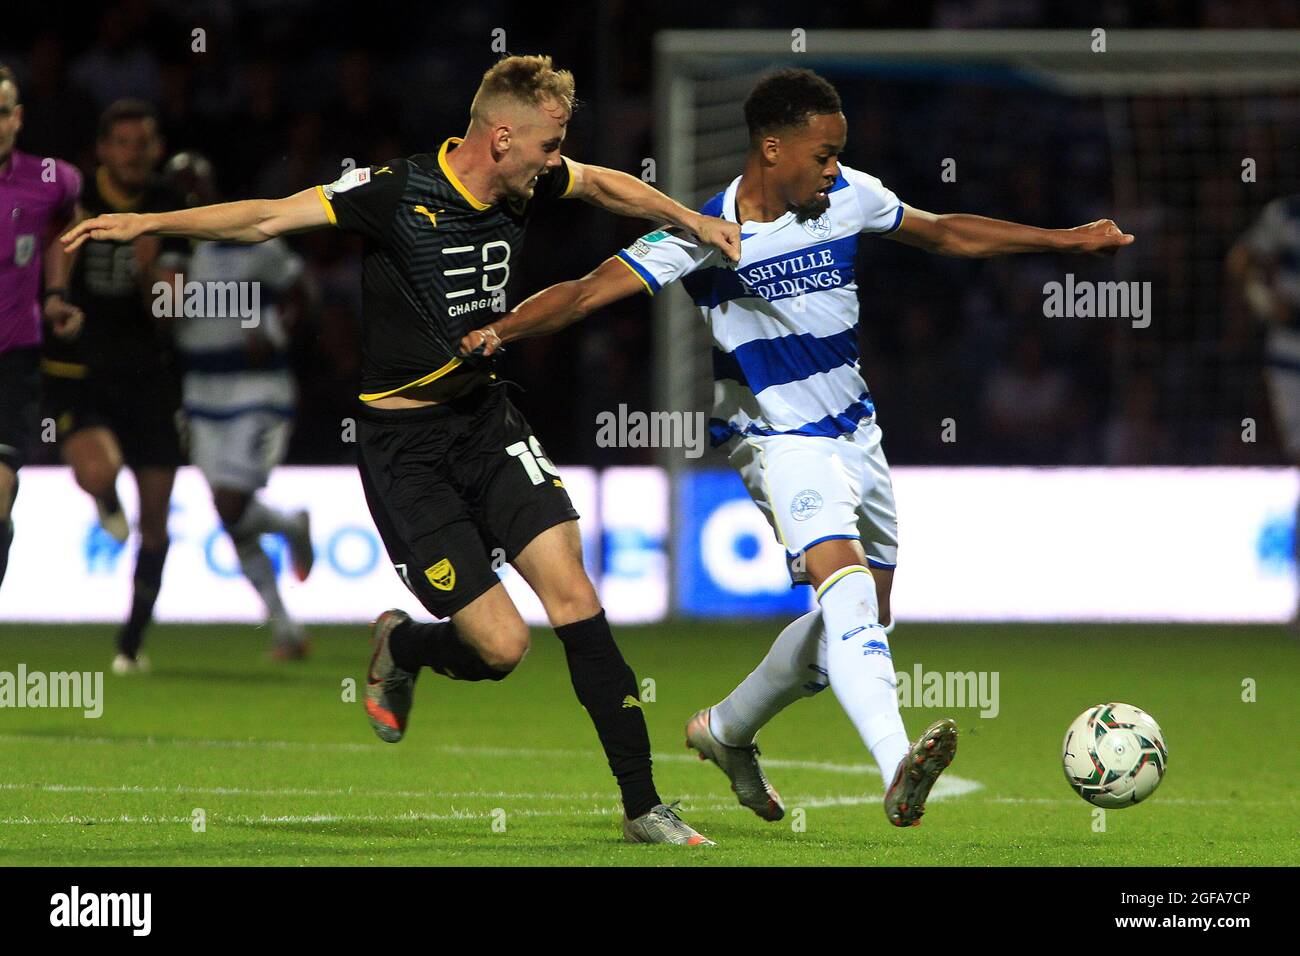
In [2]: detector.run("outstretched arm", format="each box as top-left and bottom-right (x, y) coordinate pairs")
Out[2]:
(459, 256), (645, 358)
(61, 187), (331, 251)
(565, 160), (740, 263)
(889, 205), (1134, 257)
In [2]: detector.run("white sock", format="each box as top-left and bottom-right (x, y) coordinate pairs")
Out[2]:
(817, 566), (910, 787)
(233, 532), (293, 636)
(232, 498), (297, 537)
(710, 609), (829, 747)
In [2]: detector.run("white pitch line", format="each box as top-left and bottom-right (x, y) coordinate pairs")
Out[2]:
(0, 797), (888, 827)
(0, 732), (375, 753)
(0, 732), (976, 784)
(0, 782), (612, 801)
(0, 734), (984, 809)
(985, 796), (1298, 806)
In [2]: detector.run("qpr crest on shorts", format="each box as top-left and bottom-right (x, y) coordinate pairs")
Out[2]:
(790, 489), (823, 521)
(801, 212), (832, 240)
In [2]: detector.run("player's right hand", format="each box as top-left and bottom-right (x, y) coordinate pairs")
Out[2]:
(61, 213), (149, 252)
(458, 326), (503, 359)
(43, 295), (84, 340)
(1064, 219), (1134, 256)
(690, 214), (742, 263)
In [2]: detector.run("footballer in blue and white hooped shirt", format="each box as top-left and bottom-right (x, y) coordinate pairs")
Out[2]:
(459, 67), (1132, 827)
(614, 164), (906, 584)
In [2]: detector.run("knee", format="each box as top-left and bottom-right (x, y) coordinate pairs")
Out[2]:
(0, 467), (15, 518)
(476, 622), (530, 675)
(540, 575), (601, 628)
(74, 460), (118, 498)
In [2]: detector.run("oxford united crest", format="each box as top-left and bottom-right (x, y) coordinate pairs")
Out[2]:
(425, 558), (456, 592)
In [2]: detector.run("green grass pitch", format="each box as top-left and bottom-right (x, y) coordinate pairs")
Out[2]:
(0, 622), (1296, 866)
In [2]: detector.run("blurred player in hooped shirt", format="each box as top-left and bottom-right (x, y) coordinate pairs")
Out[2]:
(0, 62), (82, 593)
(161, 151), (315, 660)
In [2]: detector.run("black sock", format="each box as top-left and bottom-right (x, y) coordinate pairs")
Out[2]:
(554, 609), (660, 819)
(0, 517), (12, 589)
(116, 540), (170, 658)
(389, 619), (507, 681)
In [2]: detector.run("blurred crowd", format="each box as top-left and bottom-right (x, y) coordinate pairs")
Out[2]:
(4, 0), (1296, 466)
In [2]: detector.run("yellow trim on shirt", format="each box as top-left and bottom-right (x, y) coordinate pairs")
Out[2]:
(613, 254), (654, 296)
(40, 358), (88, 379)
(559, 157), (576, 198)
(358, 356), (464, 402)
(315, 185), (337, 225)
(437, 138), (491, 211)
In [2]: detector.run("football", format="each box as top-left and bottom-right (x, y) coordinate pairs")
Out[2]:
(1062, 703), (1169, 808)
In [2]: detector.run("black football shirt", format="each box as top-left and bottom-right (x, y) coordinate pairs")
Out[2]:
(317, 138), (573, 402)
(54, 168), (185, 376)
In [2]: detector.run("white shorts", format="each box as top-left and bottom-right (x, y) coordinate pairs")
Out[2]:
(728, 417), (899, 585)
(187, 411), (292, 492)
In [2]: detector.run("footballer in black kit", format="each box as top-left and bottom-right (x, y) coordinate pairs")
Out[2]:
(45, 166), (186, 469)
(61, 55), (741, 844)
(318, 139), (578, 618)
(47, 99), (187, 672)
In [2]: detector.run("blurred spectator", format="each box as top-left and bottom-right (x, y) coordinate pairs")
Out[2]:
(69, 3), (163, 107)
(981, 328), (1082, 463)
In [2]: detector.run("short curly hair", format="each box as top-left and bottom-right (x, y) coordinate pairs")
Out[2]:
(744, 68), (842, 140)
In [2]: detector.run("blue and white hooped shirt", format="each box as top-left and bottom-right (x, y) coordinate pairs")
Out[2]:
(615, 164), (903, 447)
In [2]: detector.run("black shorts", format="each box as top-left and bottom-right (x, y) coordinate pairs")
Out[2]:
(357, 384), (579, 619)
(0, 347), (41, 472)
(41, 357), (104, 443)
(42, 360), (184, 470)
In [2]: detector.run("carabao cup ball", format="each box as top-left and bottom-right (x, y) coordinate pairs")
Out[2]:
(1062, 702), (1168, 808)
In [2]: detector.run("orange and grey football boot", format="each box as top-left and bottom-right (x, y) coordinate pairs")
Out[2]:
(365, 609), (418, 743)
(685, 707), (785, 822)
(884, 717), (958, 827)
(623, 803), (716, 846)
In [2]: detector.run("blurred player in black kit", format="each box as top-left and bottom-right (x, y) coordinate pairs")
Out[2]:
(47, 99), (187, 673)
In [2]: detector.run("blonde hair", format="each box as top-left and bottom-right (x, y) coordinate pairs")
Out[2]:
(470, 55), (575, 123)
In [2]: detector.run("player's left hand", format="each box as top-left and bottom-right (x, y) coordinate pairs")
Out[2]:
(458, 325), (503, 359)
(1064, 219), (1134, 256)
(43, 294), (84, 340)
(690, 214), (742, 263)
(61, 212), (149, 252)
